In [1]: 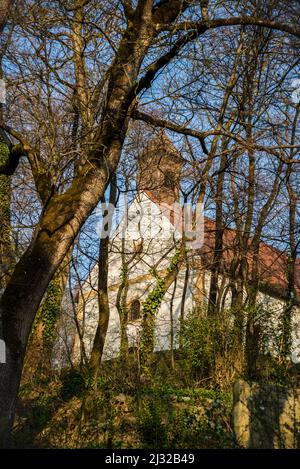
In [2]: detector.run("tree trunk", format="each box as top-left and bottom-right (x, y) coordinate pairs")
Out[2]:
(22, 257), (70, 383)
(169, 277), (177, 370)
(89, 178), (117, 379)
(116, 263), (130, 362)
(0, 1), (161, 441)
(0, 240), (60, 446)
(140, 244), (185, 378)
(0, 137), (13, 291)
(207, 148), (226, 315)
(280, 177), (297, 361)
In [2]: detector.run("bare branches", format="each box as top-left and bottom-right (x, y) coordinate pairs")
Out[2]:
(136, 26), (208, 95)
(131, 110), (300, 163)
(162, 17), (300, 38)
(0, 123), (32, 151)
(132, 109), (209, 154)
(136, 13), (300, 106)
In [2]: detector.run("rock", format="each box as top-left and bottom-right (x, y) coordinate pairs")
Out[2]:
(181, 396), (192, 402)
(232, 380), (251, 448)
(114, 393), (127, 404)
(114, 393), (131, 413)
(232, 379), (300, 449)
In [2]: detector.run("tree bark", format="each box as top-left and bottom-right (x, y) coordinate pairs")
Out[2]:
(89, 177), (117, 379)
(0, 137), (13, 291)
(22, 256), (70, 383)
(0, 1), (158, 443)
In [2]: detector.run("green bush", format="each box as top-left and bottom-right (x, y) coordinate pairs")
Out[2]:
(179, 312), (215, 379)
(178, 308), (238, 387)
(137, 394), (174, 448)
(135, 389), (234, 449)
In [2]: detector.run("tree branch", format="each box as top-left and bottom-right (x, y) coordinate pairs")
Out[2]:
(135, 14), (300, 103)
(163, 17), (300, 38)
(120, 0), (134, 19)
(132, 109), (300, 163)
(136, 26), (207, 95)
(132, 109), (209, 154)
(0, 124), (55, 201)
(0, 123), (33, 151)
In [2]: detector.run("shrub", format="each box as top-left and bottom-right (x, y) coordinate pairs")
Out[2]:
(178, 308), (239, 388)
(136, 394), (174, 448)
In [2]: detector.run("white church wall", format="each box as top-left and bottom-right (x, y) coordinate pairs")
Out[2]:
(88, 192), (182, 289)
(73, 191), (300, 365)
(75, 269), (300, 365)
(77, 265), (195, 361)
(152, 268), (194, 352)
(76, 259), (300, 365)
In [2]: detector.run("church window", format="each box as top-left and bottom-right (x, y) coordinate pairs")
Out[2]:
(129, 299), (141, 321)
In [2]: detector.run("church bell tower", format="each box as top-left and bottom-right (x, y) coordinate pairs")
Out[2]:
(137, 130), (183, 206)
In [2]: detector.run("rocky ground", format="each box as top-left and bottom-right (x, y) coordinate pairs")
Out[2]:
(12, 376), (235, 449)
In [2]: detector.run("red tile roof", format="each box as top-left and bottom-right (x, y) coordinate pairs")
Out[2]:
(144, 190), (300, 303)
(201, 217), (300, 303)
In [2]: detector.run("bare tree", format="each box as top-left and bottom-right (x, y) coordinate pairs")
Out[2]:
(1, 0), (300, 445)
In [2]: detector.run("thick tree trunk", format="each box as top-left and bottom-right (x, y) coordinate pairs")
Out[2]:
(22, 256), (70, 383)
(0, 142), (120, 446)
(0, 1), (159, 443)
(0, 138), (13, 291)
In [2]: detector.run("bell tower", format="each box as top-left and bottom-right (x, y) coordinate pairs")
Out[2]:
(137, 131), (183, 206)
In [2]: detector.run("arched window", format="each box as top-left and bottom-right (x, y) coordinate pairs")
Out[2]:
(129, 299), (141, 321)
